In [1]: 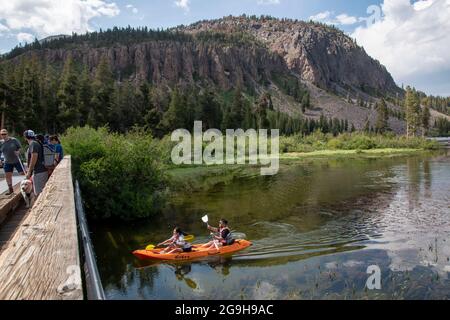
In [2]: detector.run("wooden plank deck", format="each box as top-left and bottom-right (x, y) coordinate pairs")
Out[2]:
(0, 184), (23, 226)
(0, 204), (29, 253)
(0, 156), (83, 300)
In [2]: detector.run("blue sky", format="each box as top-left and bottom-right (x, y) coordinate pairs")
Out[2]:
(0, 0), (448, 95)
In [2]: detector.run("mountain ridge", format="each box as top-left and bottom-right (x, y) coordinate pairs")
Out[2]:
(1, 15), (448, 135)
(180, 15), (401, 97)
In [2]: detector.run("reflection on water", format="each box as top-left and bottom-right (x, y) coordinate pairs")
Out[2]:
(91, 150), (450, 299)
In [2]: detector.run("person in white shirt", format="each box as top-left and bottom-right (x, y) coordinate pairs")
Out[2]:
(157, 227), (192, 254)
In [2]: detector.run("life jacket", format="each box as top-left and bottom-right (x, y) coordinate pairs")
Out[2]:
(219, 227), (235, 246)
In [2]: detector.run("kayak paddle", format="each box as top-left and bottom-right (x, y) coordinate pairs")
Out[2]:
(201, 214), (209, 224)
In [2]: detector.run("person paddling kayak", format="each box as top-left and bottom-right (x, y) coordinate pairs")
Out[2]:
(201, 218), (235, 251)
(157, 227), (192, 254)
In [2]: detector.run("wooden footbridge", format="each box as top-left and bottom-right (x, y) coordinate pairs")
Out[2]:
(0, 156), (104, 300)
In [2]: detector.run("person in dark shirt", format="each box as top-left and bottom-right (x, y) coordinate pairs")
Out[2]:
(0, 129), (25, 195)
(201, 218), (234, 251)
(24, 130), (48, 196)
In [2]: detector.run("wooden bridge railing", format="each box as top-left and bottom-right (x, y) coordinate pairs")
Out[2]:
(0, 156), (83, 300)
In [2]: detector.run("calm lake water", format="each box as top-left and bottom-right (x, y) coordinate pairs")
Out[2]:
(91, 150), (450, 299)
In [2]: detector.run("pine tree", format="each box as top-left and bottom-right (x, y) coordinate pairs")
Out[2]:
(227, 87), (245, 128)
(78, 65), (92, 127)
(40, 64), (59, 132)
(309, 119), (316, 133)
(319, 114), (328, 133)
(89, 56), (114, 127)
(143, 85), (162, 135)
(421, 105), (431, 137)
(255, 93), (269, 129)
(162, 87), (185, 131)
(333, 118), (341, 136)
(200, 90), (222, 129)
(144, 108), (162, 135)
(375, 99), (389, 133)
(183, 88), (198, 129)
(57, 55), (80, 129)
(221, 106), (231, 131)
(1, 63), (22, 131)
(20, 58), (42, 131)
(110, 80), (138, 132)
(243, 103), (256, 130)
(404, 86), (421, 137)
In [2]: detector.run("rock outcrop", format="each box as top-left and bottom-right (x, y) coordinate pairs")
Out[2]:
(183, 16), (401, 96)
(19, 40), (289, 91)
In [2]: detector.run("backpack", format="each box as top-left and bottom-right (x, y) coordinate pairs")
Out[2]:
(42, 144), (57, 168)
(223, 228), (235, 245)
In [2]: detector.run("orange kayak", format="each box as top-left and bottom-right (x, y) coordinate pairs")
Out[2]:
(133, 239), (252, 261)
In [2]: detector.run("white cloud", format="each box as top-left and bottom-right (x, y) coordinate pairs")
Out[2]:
(125, 4), (138, 14)
(309, 11), (359, 25)
(257, 0), (280, 5)
(309, 11), (332, 21)
(352, 0), (450, 80)
(413, 0), (434, 10)
(0, 0), (120, 39)
(17, 32), (35, 43)
(335, 13), (358, 25)
(174, 0), (190, 12)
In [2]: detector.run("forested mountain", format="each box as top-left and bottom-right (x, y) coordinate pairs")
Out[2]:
(0, 15), (449, 136)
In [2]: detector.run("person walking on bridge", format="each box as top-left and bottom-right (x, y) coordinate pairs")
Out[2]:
(0, 129), (25, 195)
(23, 130), (48, 196)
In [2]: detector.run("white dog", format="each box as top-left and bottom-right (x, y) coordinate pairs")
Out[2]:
(20, 179), (35, 208)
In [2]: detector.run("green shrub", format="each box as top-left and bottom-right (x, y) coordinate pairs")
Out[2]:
(327, 138), (343, 150)
(62, 126), (168, 220)
(62, 126), (109, 177)
(345, 135), (376, 150)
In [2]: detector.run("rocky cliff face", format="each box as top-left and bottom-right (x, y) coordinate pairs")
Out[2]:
(14, 16), (401, 97)
(19, 40), (288, 91)
(183, 16), (401, 96)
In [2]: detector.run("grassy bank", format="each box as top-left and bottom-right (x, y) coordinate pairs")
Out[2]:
(279, 131), (438, 153)
(281, 148), (422, 159)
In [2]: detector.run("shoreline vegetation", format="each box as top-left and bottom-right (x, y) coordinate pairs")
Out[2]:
(282, 148), (423, 158)
(62, 126), (439, 220)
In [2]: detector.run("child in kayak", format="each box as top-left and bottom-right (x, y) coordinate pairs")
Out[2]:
(201, 218), (234, 251)
(157, 227), (192, 254)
